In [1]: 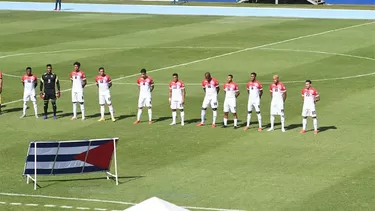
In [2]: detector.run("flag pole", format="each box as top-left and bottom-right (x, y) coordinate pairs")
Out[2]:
(113, 138), (118, 185)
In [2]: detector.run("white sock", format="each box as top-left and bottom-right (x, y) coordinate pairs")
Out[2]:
(270, 115), (275, 128)
(172, 111), (177, 123)
(212, 110), (217, 125)
(100, 105), (105, 118)
(257, 113), (262, 128)
(223, 118), (228, 126)
(137, 109), (142, 121)
(180, 111), (185, 124)
(73, 103), (77, 117)
(201, 109), (206, 124)
(313, 118), (318, 131)
(246, 113), (251, 127)
(148, 108), (152, 121)
(281, 115), (285, 129)
(23, 101), (27, 115)
(109, 105), (114, 118)
(302, 118), (307, 130)
(234, 118), (238, 127)
(32, 101), (38, 115)
(80, 103), (85, 118)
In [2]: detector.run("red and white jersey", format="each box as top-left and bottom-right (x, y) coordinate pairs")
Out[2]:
(270, 82), (286, 103)
(22, 74), (37, 92)
(0, 72), (2, 79)
(202, 78), (219, 98)
(223, 82), (239, 99)
(302, 87), (319, 108)
(246, 80), (262, 100)
(70, 70), (86, 92)
(96, 74), (112, 94)
(169, 80), (185, 101)
(137, 76), (154, 97)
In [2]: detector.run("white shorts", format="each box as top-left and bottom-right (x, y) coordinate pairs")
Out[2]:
(302, 107), (317, 117)
(248, 100), (260, 112)
(270, 103), (284, 115)
(99, 93), (112, 105)
(223, 99), (236, 113)
(138, 96), (152, 108)
(202, 97), (218, 109)
(72, 91), (84, 103)
(170, 101), (184, 110)
(23, 92), (36, 102)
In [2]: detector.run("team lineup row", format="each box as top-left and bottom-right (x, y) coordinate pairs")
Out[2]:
(2, 62), (321, 134)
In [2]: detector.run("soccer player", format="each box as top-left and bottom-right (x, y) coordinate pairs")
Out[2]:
(197, 72), (219, 128)
(244, 72), (263, 131)
(70, 62), (86, 120)
(40, 64), (60, 119)
(134, 68), (154, 124)
(21, 67), (38, 118)
(222, 74), (240, 129)
(268, 75), (287, 132)
(54, 0), (61, 11)
(169, 73), (185, 126)
(0, 71), (2, 114)
(96, 67), (115, 122)
(301, 80), (320, 134)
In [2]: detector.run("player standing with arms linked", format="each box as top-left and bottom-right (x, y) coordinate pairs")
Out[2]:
(134, 68), (154, 124)
(244, 72), (263, 131)
(96, 67), (116, 122)
(169, 73), (185, 126)
(21, 67), (38, 118)
(301, 80), (320, 134)
(197, 72), (220, 128)
(268, 75), (287, 132)
(70, 62), (86, 120)
(222, 74), (240, 129)
(40, 64), (60, 120)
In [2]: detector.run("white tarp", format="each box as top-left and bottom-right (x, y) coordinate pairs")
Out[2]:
(125, 197), (190, 211)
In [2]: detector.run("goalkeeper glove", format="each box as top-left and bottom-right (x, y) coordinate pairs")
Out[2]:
(56, 91), (61, 98)
(40, 92), (44, 99)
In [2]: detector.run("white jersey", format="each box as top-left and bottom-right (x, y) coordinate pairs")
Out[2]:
(70, 70), (86, 92)
(202, 78), (219, 98)
(302, 87), (319, 109)
(137, 76), (154, 98)
(246, 80), (262, 101)
(169, 80), (185, 101)
(96, 74), (112, 94)
(223, 82), (239, 99)
(270, 82), (286, 104)
(22, 74), (37, 93)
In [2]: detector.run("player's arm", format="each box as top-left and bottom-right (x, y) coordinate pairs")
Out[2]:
(150, 81), (155, 92)
(21, 76), (25, 87)
(82, 75), (87, 88)
(181, 88), (186, 104)
(168, 87), (172, 104)
(283, 91), (287, 102)
(236, 90), (240, 98)
(315, 91), (320, 103)
(56, 75), (61, 92)
(0, 75), (3, 94)
(40, 75), (44, 93)
(216, 85), (220, 94)
(259, 89), (263, 99)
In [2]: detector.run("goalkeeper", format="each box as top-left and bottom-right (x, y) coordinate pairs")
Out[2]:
(40, 64), (60, 119)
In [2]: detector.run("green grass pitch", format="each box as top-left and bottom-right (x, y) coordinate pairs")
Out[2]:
(0, 11), (374, 211)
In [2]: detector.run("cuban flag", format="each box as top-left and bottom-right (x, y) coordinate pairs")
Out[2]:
(23, 138), (118, 175)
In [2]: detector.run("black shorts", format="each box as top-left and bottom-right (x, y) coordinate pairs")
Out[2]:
(44, 90), (56, 100)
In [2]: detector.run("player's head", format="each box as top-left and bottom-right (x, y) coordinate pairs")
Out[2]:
(98, 67), (105, 76)
(250, 72), (257, 82)
(305, 80), (312, 89)
(205, 72), (211, 80)
(73, 62), (80, 71)
(26, 67), (32, 75)
(140, 68), (147, 78)
(273, 75), (279, 84)
(227, 74), (233, 83)
(46, 64), (52, 73)
(172, 73), (179, 82)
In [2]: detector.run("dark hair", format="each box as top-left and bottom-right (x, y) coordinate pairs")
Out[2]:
(251, 72), (257, 77)
(46, 64), (52, 68)
(205, 72), (210, 76)
(306, 80), (312, 84)
(140, 68), (147, 74)
(228, 74), (233, 78)
(26, 67), (32, 71)
(172, 73), (178, 77)
(98, 67), (105, 71)
(73, 62), (81, 67)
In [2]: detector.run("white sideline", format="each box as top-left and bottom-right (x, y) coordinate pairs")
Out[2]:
(2, 21), (373, 107)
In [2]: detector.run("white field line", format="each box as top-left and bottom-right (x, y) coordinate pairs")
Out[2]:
(0, 201), (121, 211)
(0, 201), (6, 204)
(25, 203), (39, 206)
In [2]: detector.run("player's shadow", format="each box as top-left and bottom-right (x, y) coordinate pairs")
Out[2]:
(154, 116), (171, 123)
(185, 118), (201, 125)
(239, 121), (258, 128)
(56, 111), (72, 118)
(39, 176), (145, 188)
(1, 106), (23, 114)
(286, 124), (301, 130)
(317, 126), (337, 132)
(117, 114), (136, 121)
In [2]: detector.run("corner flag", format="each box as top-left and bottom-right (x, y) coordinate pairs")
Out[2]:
(22, 138), (119, 190)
